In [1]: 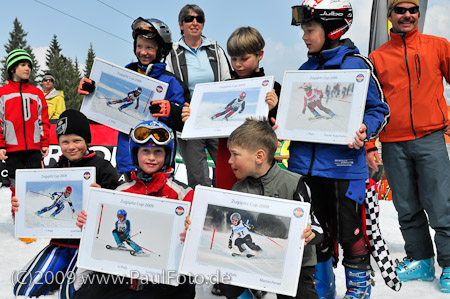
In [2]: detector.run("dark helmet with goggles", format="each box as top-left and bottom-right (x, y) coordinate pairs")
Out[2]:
(291, 0), (353, 41)
(131, 17), (172, 62)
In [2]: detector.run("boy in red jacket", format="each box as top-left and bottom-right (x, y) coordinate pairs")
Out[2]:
(0, 49), (50, 187)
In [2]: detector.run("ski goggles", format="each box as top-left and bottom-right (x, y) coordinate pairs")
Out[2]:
(183, 15), (204, 23)
(291, 5), (353, 25)
(392, 6), (419, 15)
(130, 124), (173, 146)
(131, 17), (157, 39)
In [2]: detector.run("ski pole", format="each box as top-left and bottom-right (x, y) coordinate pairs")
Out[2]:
(253, 229), (283, 248)
(30, 191), (52, 198)
(130, 231), (142, 238)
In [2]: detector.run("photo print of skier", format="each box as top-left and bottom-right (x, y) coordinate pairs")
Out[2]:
(111, 209), (145, 255)
(301, 83), (336, 119)
(229, 212), (262, 257)
(107, 87), (142, 111)
(211, 91), (247, 121)
(35, 186), (75, 219)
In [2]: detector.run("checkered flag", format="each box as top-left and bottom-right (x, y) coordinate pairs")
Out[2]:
(365, 178), (402, 291)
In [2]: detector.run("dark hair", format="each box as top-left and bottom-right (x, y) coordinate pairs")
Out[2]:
(227, 27), (265, 57)
(228, 118), (277, 164)
(178, 4), (205, 35)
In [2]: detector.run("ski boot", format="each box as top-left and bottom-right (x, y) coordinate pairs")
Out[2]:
(314, 257), (336, 298)
(343, 268), (373, 299)
(440, 267), (450, 293)
(211, 115), (217, 120)
(395, 257), (435, 282)
(35, 211), (42, 216)
(107, 101), (112, 106)
(117, 243), (126, 249)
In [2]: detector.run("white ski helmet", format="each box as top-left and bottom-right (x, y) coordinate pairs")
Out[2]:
(291, 0), (353, 41)
(230, 212), (241, 223)
(131, 17), (173, 61)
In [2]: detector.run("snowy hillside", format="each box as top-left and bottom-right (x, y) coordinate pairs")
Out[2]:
(0, 178), (444, 298)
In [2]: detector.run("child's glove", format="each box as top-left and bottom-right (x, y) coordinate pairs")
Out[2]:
(228, 240), (232, 249)
(78, 78), (96, 95)
(135, 104), (139, 110)
(248, 224), (255, 231)
(72, 208), (75, 213)
(149, 100), (170, 117)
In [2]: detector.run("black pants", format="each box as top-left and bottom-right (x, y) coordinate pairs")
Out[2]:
(219, 266), (318, 299)
(6, 150), (42, 179)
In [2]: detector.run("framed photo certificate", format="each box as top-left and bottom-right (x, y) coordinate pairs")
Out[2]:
(77, 188), (190, 285)
(181, 76), (274, 139)
(80, 57), (168, 133)
(180, 186), (310, 296)
(15, 167), (96, 238)
(276, 69), (370, 144)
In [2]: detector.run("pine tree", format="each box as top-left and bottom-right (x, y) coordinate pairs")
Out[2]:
(43, 35), (66, 91)
(84, 43), (96, 78)
(1, 18), (39, 84)
(65, 57), (82, 110)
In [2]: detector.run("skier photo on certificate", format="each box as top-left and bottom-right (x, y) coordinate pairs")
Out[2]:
(35, 186), (75, 219)
(110, 209), (145, 255)
(301, 82), (336, 120)
(107, 87), (142, 111)
(211, 91), (247, 121)
(228, 212), (262, 257)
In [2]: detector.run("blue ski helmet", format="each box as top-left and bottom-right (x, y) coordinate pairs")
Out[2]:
(129, 120), (175, 172)
(117, 209), (127, 219)
(135, 87), (142, 93)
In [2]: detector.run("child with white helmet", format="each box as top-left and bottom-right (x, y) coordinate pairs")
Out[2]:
(289, 0), (391, 298)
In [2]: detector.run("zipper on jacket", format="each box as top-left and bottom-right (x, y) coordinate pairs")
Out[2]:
(437, 98), (446, 126)
(402, 36), (417, 138)
(307, 144), (316, 176)
(20, 82), (28, 150)
(414, 54), (421, 87)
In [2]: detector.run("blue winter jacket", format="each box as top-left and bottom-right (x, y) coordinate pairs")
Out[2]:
(116, 62), (189, 173)
(288, 39), (389, 181)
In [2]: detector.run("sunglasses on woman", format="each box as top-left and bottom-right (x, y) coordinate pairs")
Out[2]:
(393, 6), (419, 15)
(183, 15), (204, 23)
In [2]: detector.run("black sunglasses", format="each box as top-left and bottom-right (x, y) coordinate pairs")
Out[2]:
(393, 6), (419, 15)
(183, 15), (204, 23)
(43, 79), (53, 82)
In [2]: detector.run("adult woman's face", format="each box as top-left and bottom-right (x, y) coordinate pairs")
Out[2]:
(179, 10), (204, 39)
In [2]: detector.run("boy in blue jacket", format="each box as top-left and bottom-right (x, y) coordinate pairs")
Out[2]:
(289, 1), (389, 298)
(79, 17), (189, 181)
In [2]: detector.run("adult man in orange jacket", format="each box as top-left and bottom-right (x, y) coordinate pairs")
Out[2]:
(368, 0), (450, 293)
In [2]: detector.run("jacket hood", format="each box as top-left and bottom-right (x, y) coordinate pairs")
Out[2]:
(44, 88), (63, 100)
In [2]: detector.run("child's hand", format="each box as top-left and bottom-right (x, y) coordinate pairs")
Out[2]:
(348, 124), (367, 150)
(76, 210), (87, 230)
(182, 103), (191, 123)
(366, 150), (381, 171)
(90, 183), (101, 188)
(302, 224), (315, 245)
(41, 147), (49, 157)
(0, 149), (8, 160)
(11, 196), (20, 212)
(180, 215), (191, 242)
(265, 90), (278, 111)
(270, 117), (278, 131)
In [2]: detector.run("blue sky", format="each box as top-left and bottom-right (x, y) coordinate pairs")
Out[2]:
(1, 0), (449, 82)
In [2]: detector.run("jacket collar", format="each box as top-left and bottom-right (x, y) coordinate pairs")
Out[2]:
(131, 171), (169, 194)
(231, 68), (266, 79)
(389, 26), (419, 45)
(44, 88), (62, 99)
(9, 80), (29, 90)
(301, 38), (359, 70)
(245, 160), (279, 186)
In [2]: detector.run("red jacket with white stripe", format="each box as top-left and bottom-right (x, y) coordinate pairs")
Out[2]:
(0, 81), (50, 151)
(116, 170), (194, 204)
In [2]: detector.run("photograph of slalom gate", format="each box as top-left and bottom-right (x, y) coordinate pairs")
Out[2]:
(196, 204), (290, 279)
(180, 186), (310, 296)
(14, 167), (95, 238)
(276, 69), (370, 144)
(181, 76), (273, 139)
(80, 58), (166, 134)
(77, 188), (190, 284)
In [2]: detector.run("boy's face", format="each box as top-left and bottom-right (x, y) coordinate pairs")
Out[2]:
(12, 62), (31, 81)
(301, 21), (325, 54)
(135, 36), (159, 66)
(137, 146), (165, 174)
(228, 144), (258, 180)
(59, 134), (88, 162)
(230, 52), (263, 79)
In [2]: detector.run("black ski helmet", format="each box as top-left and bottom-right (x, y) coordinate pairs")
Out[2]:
(131, 17), (172, 62)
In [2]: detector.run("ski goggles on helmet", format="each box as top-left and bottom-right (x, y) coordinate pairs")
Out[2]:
(132, 17), (157, 39)
(130, 124), (173, 146)
(291, 5), (353, 25)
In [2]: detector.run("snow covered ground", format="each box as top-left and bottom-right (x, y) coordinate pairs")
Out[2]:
(1, 165), (446, 298)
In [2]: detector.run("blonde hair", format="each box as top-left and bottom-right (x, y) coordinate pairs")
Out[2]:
(227, 26), (265, 57)
(228, 118), (277, 164)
